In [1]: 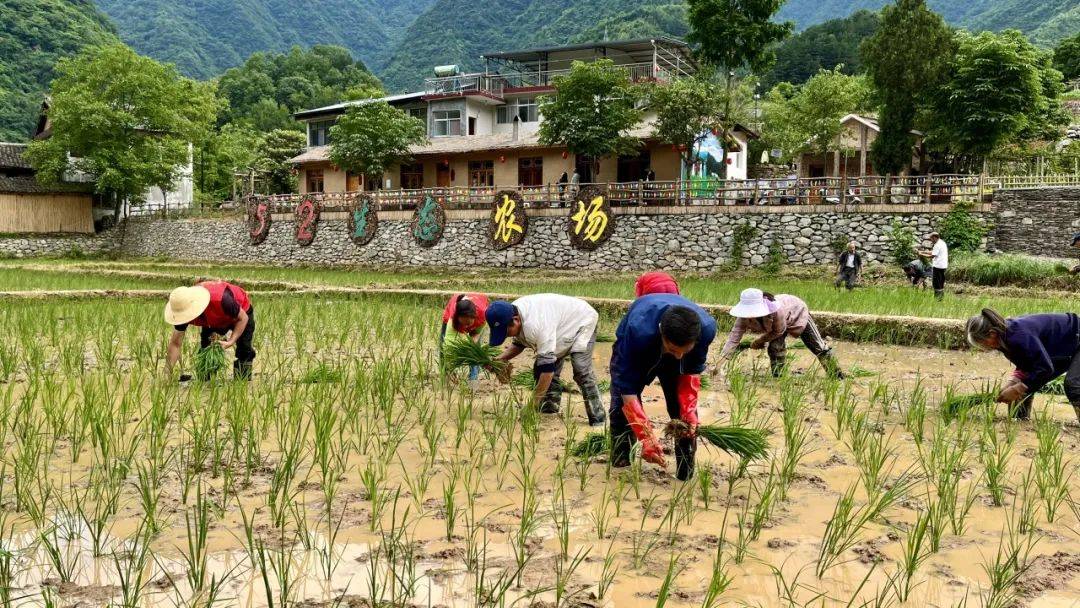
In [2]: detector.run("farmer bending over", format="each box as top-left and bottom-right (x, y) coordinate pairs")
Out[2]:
(1069, 233), (1080, 274)
(486, 295), (606, 426)
(164, 281), (255, 380)
(634, 271), (680, 297)
(718, 288), (843, 379)
(904, 259), (928, 288)
(439, 293), (489, 383)
(609, 294), (716, 481)
(966, 308), (1080, 424)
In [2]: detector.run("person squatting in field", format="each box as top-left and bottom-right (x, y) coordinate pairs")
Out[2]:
(608, 293), (717, 481)
(486, 294), (607, 426)
(165, 280), (255, 380)
(439, 293), (489, 383)
(718, 288), (844, 379)
(966, 308), (1080, 424)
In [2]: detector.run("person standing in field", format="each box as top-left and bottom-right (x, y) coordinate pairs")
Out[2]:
(919, 231), (948, 300)
(966, 308), (1080, 424)
(439, 293), (489, 383)
(634, 271), (680, 297)
(486, 294), (606, 426)
(608, 293), (717, 481)
(164, 281), (255, 380)
(835, 242), (862, 290)
(718, 288), (843, 379)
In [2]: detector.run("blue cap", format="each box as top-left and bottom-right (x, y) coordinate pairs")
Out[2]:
(486, 301), (515, 346)
(1071, 232), (1080, 246)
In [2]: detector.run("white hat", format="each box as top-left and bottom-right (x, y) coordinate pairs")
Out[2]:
(730, 288), (774, 318)
(164, 286), (211, 325)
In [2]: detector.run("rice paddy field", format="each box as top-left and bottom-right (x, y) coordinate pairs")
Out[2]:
(0, 261), (1078, 607)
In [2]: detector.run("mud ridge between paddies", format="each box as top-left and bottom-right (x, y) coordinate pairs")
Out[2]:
(0, 277), (968, 349)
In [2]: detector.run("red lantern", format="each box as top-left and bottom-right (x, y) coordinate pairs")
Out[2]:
(560, 151), (567, 159)
(499, 155), (506, 163)
(442, 158), (450, 166)
(725, 157), (733, 165)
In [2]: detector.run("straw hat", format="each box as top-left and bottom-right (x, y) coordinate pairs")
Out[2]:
(729, 288), (775, 319)
(164, 285), (211, 325)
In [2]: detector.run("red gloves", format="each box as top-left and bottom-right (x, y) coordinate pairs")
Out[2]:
(678, 375), (700, 435)
(621, 396), (665, 466)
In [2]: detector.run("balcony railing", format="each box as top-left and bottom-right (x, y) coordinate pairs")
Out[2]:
(424, 62), (662, 96)
(424, 73), (506, 97)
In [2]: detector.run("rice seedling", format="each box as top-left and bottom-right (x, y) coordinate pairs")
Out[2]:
(655, 552), (685, 608)
(194, 341), (227, 380)
(441, 336), (504, 373)
(979, 414), (1016, 507)
(664, 421), (769, 460)
(597, 536), (620, 600)
(1033, 409), (1073, 522)
(816, 473), (914, 578)
(940, 389), (996, 422)
(889, 508), (933, 602)
(979, 521), (1039, 608)
(570, 431), (609, 459)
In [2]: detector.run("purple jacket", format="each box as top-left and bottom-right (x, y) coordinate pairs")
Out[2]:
(1003, 313), (1080, 392)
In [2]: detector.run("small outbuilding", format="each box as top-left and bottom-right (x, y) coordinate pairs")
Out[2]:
(0, 142), (96, 234)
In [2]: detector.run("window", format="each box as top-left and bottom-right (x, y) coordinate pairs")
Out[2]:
(308, 120), (334, 147)
(400, 163), (424, 190)
(432, 110), (461, 137)
(518, 157), (543, 186)
(516, 98), (538, 123)
(497, 98), (538, 124)
(468, 160), (494, 187)
(306, 169), (324, 193)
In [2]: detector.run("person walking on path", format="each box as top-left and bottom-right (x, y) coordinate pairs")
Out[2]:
(635, 271), (680, 297)
(919, 232), (948, 300)
(165, 280), (255, 380)
(486, 294), (606, 426)
(718, 288), (843, 379)
(835, 242), (862, 290)
(966, 308), (1080, 424)
(439, 293), (489, 383)
(609, 293), (717, 481)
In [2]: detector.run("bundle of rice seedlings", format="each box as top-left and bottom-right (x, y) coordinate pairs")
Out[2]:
(941, 391), (996, 420)
(194, 343), (226, 380)
(847, 366), (877, 378)
(299, 363), (342, 384)
(596, 333), (616, 343)
(442, 337), (505, 372)
(570, 432), (609, 459)
(665, 420), (768, 460)
(597, 379), (611, 393)
(1039, 376), (1065, 395)
(511, 369), (536, 388)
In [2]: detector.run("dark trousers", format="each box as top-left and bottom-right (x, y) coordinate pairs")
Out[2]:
(1015, 346), (1080, 421)
(609, 363), (696, 481)
(200, 307), (256, 379)
(932, 268), (946, 299)
(767, 318), (842, 378)
(835, 267), (858, 290)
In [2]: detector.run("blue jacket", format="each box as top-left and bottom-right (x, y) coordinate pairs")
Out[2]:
(609, 294), (717, 397)
(1003, 313), (1080, 393)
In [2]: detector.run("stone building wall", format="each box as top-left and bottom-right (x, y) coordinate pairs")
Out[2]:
(0, 229), (119, 258)
(116, 204), (981, 271)
(991, 187), (1080, 258)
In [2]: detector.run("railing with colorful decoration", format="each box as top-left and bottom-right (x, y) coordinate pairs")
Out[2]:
(127, 173), (1080, 218)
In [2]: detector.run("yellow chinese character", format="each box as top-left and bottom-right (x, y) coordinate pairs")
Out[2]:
(494, 194), (523, 242)
(571, 195), (608, 242)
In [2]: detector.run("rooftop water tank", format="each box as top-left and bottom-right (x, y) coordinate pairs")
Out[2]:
(433, 65), (460, 77)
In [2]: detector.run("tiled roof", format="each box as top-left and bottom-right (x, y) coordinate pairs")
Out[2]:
(0, 142), (31, 170)
(0, 176), (95, 195)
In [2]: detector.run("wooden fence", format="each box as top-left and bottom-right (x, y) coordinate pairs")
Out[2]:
(0, 193), (94, 233)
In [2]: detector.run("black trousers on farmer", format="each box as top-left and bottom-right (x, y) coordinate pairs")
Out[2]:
(767, 317), (842, 379)
(932, 268), (946, 300)
(199, 306), (256, 380)
(1014, 345), (1080, 421)
(609, 359), (696, 481)
(835, 268), (858, 290)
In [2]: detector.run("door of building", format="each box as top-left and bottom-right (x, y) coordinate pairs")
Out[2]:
(437, 162), (452, 187)
(574, 155), (594, 183)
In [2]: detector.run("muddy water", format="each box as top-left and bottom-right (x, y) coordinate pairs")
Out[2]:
(6, 340), (1080, 608)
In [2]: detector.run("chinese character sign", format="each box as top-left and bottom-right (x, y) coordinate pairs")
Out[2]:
(567, 186), (615, 250)
(294, 196), (321, 246)
(412, 194), (446, 247)
(246, 197), (272, 246)
(489, 190), (527, 250)
(348, 193), (379, 246)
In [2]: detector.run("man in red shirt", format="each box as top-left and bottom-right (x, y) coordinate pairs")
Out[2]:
(439, 293), (489, 382)
(164, 281), (255, 379)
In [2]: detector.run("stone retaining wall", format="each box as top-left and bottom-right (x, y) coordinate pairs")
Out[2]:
(0, 229), (119, 258)
(117, 204), (984, 271)
(991, 187), (1080, 257)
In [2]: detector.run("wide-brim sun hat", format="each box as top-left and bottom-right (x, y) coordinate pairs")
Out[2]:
(729, 287), (775, 318)
(164, 285), (211, 325)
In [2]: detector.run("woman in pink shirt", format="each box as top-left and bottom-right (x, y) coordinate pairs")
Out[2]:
(718, 288), (843, 378)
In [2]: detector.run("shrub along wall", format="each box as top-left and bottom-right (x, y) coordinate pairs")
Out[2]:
(116, 203), (983, 271)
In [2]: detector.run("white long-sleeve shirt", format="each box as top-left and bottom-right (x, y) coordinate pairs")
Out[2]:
(511, 294), (598, 366)
(931, 240), (948, 269)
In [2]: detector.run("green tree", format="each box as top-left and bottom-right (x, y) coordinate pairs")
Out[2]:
(762, 10), (881, 89)
(538, 59), (644, 176)
(860, 0), (955, 175)
(762, 69), (874, 163)
(926, 30), (1065, 162)
(328, 101), (426, 182)
(26, 44), (219, 213)
(195, 123), (262, 201)
(258, 129), (307, 194)
(686, 0), (792, 76)
(1053, 31), (1080, 81)
(648, 76), (726, 173)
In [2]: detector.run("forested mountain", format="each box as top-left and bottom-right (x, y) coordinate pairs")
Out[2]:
(761, 10), (880, 89)
(93, 0), (435, 79)
(0, 0), (119, 141)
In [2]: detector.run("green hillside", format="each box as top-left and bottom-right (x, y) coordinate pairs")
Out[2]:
(0, 0), (119, 141)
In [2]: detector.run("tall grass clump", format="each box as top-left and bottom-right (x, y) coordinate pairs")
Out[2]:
(949, 253), (1073, 288)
